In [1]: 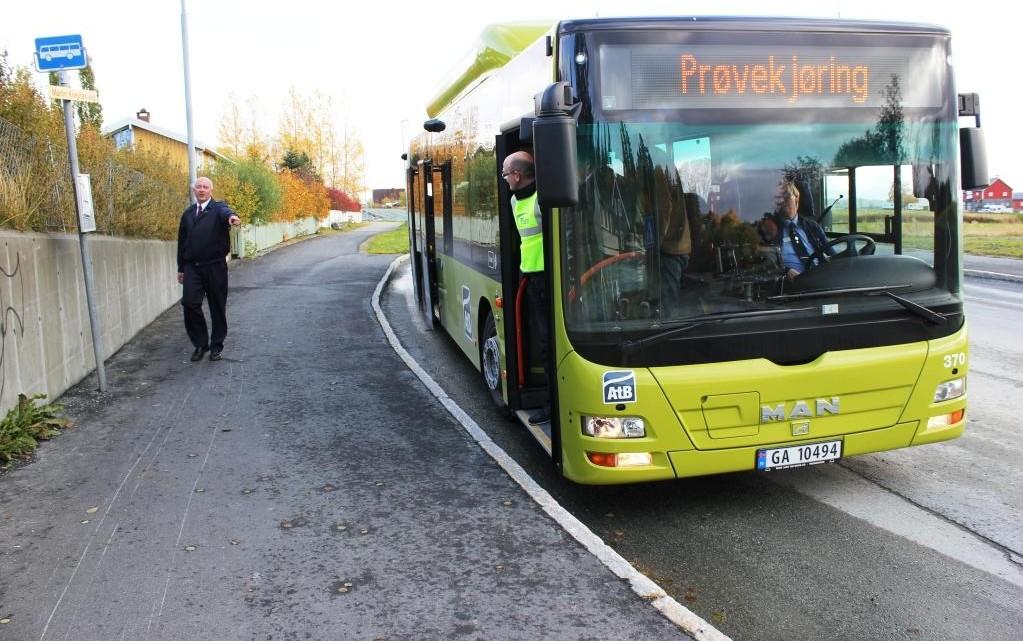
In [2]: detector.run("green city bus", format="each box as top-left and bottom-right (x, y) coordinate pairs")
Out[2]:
(404, 17), (987, 484)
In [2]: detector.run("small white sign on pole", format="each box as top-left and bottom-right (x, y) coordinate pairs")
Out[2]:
(75, 173), (97, 233)
(48, 84), (99, 103)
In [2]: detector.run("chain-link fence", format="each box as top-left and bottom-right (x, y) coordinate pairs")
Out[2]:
(0, 116), (186, 239)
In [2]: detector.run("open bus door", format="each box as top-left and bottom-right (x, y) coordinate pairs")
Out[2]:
(406, 164), (425, 314)
(494, 129), (525, 417)
(496, 101), (579, 467)
(409, 160), (437, 329)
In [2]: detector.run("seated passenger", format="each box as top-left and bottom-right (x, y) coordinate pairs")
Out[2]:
(774, 180), (832, 280)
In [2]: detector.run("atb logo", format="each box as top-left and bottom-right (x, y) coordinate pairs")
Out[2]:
(602, 370), (637, 404)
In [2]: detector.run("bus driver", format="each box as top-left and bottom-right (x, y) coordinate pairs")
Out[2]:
(774, 180), (832, 280)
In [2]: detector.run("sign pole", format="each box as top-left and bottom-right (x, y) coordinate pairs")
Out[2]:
(181, 0), (197, 199)
(59, 69), (107, 392)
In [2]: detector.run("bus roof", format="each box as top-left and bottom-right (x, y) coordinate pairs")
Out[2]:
(557, 15), (950, 36)
(426, 21), (553, 118)
(423, 16), (950, 119)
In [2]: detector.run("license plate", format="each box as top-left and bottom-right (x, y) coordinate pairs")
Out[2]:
(756, 440), (842, 471)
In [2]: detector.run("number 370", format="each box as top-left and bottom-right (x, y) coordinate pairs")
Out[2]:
(943, 352), (966, 368)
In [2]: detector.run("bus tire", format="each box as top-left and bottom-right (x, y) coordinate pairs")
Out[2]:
(480, 311), (509, 414)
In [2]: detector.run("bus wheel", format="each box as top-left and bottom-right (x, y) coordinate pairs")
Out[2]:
(481, 312), (507, 412)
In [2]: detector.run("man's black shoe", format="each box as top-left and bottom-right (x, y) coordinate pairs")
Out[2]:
(209, 350), (222, 361)
(190, 346), (208, 362)
(528, 410), (550, 424)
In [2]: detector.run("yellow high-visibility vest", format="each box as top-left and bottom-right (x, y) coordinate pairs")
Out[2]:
(511, 192), (543, 273)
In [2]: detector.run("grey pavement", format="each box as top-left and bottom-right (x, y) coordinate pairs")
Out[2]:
(963, 253), (1023, 283)
(0, 223), (688, 641)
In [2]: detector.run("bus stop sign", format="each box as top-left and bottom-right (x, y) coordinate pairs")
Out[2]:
(34, 35), (88, 72)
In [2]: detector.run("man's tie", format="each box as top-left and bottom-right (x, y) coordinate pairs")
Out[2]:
(195, 202), (202, 218)
(788, 219), (812, 269)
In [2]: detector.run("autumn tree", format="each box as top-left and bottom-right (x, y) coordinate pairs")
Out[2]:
(327, 187), (360, 212)
(210, 159), (281, 224)
(0, 50), (12, 91)
(334, 121), (365, 197)
(277, 169), (328, 221)
(280, 149), (319, 183)
(218, 92), (246, 159)
(276, 87), (364, 194)
(217, 93), (272, 163)
(76, 66), (103, 130)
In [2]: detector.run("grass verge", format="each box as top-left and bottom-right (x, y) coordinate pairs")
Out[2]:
(365, 222), (410, 254)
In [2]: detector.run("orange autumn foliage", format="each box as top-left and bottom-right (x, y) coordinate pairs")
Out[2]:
(276, 169), (329, 222)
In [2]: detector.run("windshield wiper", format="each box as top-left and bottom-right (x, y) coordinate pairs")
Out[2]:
(770, 285), (947, 325)
(620, 307), (813, 361)
(768, 284), (913, 301)
(870, 290), (948, 325)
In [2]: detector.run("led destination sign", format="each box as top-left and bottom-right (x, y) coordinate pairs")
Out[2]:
(678, 53), (868, 103)
(599, 43), (944, 111)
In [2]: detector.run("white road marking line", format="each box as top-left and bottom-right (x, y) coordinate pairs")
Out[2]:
(373, 255), (730, 641)
(38, 394), (190, 641)
(771, 463), (1023, 589)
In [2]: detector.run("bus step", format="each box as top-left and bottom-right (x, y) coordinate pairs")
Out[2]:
(515, 409), (553, 456)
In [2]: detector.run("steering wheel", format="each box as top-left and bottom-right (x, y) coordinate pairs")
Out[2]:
(567, 251), (645, 302)
(809, 234), (876, 265)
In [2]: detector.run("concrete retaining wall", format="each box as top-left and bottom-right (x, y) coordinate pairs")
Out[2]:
(0, 231), (178, 414)
(319, 210), (364, 228)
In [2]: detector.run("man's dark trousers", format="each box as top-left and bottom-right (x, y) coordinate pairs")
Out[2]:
(523, 271), (549, 363)
(182, 260), (228, 352)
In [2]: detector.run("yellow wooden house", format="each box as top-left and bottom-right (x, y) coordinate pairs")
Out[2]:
(102, 108), (228, 171)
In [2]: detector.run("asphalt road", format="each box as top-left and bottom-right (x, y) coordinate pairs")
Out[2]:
(0, 224), (686, 641)
(379, 260), (1023, 641)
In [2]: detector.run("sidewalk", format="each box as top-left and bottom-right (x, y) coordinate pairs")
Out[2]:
(963, 253), (1023, 283)
(0, 224), (690, 640)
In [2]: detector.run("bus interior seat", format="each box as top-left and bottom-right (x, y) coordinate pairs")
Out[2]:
(795, 178), (819, 222)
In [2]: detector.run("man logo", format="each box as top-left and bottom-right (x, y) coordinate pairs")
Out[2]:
(603, 370), (637, 404)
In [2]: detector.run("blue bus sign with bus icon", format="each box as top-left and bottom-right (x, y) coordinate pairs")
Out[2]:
(34, 35), (88, 72)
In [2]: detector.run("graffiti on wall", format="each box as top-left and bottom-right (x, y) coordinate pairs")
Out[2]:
(0, 252), (25, 401)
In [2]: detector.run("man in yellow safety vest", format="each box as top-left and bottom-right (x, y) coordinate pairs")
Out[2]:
(503, 151), (549, 424)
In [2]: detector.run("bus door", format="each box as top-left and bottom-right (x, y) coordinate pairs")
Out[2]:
(495, 126), (550, 415)
(494, 131), (524, 412)
(437, 161), (453, 256)
(497, 119), (562, 467)
(406, 164), (425, 311)
(418, 159), (440, 327)
(428, 162), (452, 325)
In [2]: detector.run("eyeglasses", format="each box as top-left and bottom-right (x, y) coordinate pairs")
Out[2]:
(501, 170), (517, 178)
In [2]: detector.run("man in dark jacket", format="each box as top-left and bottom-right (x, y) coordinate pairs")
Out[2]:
(176, 177), (241, 361)
(775, 180), (832, 280)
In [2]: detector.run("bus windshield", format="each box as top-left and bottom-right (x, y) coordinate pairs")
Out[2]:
(561, 28), (961, 364)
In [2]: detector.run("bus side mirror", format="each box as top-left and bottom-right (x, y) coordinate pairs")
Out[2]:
(960, 128), (988, 191)
(519, 117), (534, 144)
(423, 119), (446, 133)
(532, 82), (578, 208)
(958, 92), (988, 191)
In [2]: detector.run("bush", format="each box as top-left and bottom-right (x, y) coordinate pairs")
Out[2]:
(0, 394), (71, 465)
(328, 187), (361, 212)
(210, 158), (281, 224)
(277, 169), (329, 221)
(2, 62), (186, 238)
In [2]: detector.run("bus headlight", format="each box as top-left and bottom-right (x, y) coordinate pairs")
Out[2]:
(933, 378), (965, 403)
(582, 416), (645, 439)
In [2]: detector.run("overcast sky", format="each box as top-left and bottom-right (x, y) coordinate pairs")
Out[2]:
(2, 0), (1018, 195)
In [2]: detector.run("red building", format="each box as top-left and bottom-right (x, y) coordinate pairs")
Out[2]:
(964, 177), (1014, 212)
